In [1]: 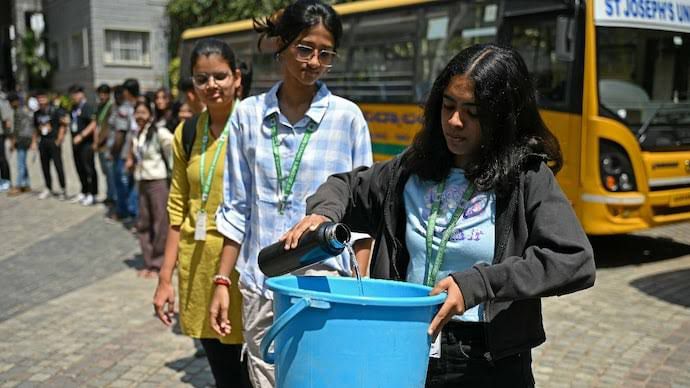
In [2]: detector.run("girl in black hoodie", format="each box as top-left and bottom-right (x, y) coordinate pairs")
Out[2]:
(283, 43), (595, 387)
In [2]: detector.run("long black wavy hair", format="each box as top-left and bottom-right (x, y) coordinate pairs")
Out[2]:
(404, 43), (563, 195)
(254, 0), (343, 54)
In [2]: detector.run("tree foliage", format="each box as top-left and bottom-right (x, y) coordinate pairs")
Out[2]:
(166, 0), (353, 58)
(17, 30), (52, 89)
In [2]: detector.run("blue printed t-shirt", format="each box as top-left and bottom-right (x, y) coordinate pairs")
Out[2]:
(404, 169), (496, 322)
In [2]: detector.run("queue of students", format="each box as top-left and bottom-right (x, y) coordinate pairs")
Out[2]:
(127, 1), (596, 388)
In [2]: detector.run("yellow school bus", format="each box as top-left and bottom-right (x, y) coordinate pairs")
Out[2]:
(181, 0), (690, 235)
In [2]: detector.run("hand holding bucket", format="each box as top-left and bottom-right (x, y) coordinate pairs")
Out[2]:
(428, 276), (466, 339)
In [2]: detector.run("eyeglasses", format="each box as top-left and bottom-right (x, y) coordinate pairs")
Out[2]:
(293, 44), (337, 67)
(192, 72), (232, 87)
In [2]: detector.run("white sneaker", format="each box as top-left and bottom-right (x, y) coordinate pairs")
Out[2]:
(81, 194), (94, 206)
(70, 193), (86, 203)
(38, 189), (51, 200)
(0, 180), (10, 192)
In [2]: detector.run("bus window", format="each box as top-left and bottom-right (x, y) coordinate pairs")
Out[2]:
(509, 17), (572, 110)
(225, 32), (255, 92)
(320, 21), (352, 98)
(348, 10), (417, 103)
(597, 27), (690, 150)
(418, 2), (498, 102)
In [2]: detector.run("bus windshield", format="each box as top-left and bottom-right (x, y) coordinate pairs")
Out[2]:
(597, 27), (690, 138)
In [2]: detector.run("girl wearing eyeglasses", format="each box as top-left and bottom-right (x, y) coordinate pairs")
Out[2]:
(152, 38), (251, 388)
(209, 1), (373, 387)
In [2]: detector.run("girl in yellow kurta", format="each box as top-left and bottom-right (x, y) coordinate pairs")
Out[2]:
(152, 38), (250, 387)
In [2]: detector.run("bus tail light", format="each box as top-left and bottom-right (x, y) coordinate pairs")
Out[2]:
(599, 139), (637, 192)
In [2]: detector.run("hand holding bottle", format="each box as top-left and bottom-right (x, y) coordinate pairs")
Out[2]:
(260, 218), (351, 277)
(280, 214), (331, 249)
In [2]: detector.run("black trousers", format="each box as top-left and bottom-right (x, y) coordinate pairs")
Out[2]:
(39, 139), (66, 191)
(426, 321), (535, 388)
(72, 140), (98, 195)
(199, 339), (252, 388)
(0, 135), (10, 181)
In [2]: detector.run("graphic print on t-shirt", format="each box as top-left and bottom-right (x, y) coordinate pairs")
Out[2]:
(422, 180), (492, 243)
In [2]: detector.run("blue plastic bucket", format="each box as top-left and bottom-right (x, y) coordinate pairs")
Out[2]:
(261, 275), (446, 388)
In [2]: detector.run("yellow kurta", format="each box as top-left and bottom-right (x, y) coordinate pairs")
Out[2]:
(167, 112), (243, 344)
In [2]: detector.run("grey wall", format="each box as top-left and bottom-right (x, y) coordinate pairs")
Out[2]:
(90, 0), (168, 92)
(43, 0), (168, 94)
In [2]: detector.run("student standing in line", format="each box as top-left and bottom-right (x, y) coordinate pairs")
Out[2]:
(178, 77), (206, 115)
(34, 90), (68, 200)
(7, 92), (35, 195)
(68, 85), (98, 206)
(128, 101), (172, 278)
(111, 80), (139, 221)
(175, 101), (194, 122)
(284, 44), (596, 387)
(153, 87), (178, 133)
(94, 84), (116, 207)
(209, 2), (374, 386)
(0, 88), (12, 192)
(153, 39), (250, 388)
(236, 62), (253, 101)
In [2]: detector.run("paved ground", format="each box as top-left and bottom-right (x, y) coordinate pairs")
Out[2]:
(1, 140), (689, 387)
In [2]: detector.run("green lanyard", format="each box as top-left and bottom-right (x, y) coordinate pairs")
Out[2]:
(424, 179), (476, 287)
(270, 113), (317, 214)
(97, 100), (112, 126)
(199, 106), (235, 211)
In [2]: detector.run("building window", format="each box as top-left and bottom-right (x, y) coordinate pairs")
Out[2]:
(70, 28), (89, 68)
(104, 30), (150, 66)
(50, 42), (59, 70)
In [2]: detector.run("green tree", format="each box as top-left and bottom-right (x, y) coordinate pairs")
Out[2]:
(17, 30), (52, 89)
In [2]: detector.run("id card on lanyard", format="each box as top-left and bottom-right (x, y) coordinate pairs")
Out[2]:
(71, 107), (81, 133)
(195, 107), (235, 241)
(425, 178), (476, 358)
(269, 113), (317, 215)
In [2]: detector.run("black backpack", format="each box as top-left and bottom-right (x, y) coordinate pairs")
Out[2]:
(181, 114), (199, 162)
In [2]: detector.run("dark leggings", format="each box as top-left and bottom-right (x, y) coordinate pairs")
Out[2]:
(39, 139), (66, 190)
(426, 321), (535, 388)
(0, 135), (10, 181)
(199, 339), (252, 388)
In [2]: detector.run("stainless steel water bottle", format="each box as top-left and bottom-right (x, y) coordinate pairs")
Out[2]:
(258, 222), (351, 277)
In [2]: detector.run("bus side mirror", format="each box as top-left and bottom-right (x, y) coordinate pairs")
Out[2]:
(556, 16), (575, 62)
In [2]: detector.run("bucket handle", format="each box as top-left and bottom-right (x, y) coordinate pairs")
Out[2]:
(262, 297), (330, 364)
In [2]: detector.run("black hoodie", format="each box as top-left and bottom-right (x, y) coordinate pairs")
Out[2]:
(306, 153), (595, 361)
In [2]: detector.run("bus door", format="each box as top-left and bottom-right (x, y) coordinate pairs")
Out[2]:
(594, 1), (690, 229)
(499, 0), (586, 208)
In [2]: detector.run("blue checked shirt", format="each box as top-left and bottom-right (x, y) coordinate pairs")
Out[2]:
(216, 81), (373, 298)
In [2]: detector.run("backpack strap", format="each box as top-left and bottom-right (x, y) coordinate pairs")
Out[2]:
(182, 114), (199, 161)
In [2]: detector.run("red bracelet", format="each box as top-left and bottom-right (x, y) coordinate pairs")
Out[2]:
(214, 279), (230, 287)
(213, 274), (231, 287)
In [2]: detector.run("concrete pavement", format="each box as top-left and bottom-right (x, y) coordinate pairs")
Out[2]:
(1, 139), (216, 387)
